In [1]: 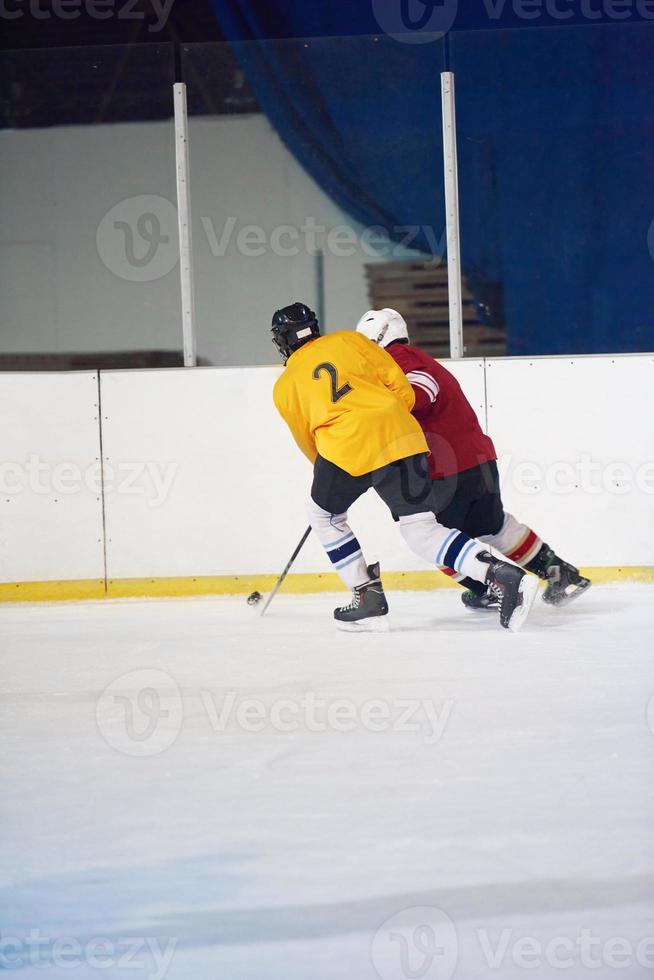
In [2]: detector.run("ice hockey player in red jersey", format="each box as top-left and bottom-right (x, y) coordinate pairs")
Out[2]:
(356, 308), (591, 609)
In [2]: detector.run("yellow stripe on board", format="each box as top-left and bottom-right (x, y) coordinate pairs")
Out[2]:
(0, 579), (106, 603)
(0, 567), (652, 604)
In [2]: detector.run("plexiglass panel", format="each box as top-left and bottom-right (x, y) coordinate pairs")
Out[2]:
(0, 43), (179, 369)
(181, 37), (447, 366)
(3, 25), (652, 367)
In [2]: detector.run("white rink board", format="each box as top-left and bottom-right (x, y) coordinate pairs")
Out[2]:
(2, 354), (652, 585)
(100, 366), (316, 578)
(0, 372), (104, 583)
(100, 360), (487, 579)
(486, 356), (654, 566)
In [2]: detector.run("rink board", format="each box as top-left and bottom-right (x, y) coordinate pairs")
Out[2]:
(98, 360), (487, 581)
(485, 355), (654, 567)
(0, 354), (652, 599)
(0, 371), (105, 588)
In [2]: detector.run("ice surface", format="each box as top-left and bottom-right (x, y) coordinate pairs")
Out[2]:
(1, 585), (653, 979)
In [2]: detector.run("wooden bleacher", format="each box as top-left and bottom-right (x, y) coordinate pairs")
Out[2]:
(365, 259), (506, 359)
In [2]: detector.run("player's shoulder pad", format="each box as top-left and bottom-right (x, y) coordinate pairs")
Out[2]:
(334, 329), (365, 346)
(348, 330), (390, 357)
(386, 342), (422, 369)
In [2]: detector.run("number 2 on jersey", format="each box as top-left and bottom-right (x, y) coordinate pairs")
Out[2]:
(312, 362), (353, 403)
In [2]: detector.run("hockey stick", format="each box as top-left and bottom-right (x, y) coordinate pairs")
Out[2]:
(260, 526), (312, 617)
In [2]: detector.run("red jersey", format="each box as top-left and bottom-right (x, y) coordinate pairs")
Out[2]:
(386, 343), (496, 479)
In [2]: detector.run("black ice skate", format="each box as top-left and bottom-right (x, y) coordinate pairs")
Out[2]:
(525, 545), (591, 607)
(542, 558), (591, 607)
(334, 562), (389, 631)
(480, 552), (538, 632)
(461, 589), (499, 611)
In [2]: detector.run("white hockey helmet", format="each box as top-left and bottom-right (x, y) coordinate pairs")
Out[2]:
(355, 308), (408, 348)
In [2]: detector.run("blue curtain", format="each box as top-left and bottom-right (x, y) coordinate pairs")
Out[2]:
(452, 27), (654, 355)
(214, 33), (445, 256)
(210, 1), (654, 355)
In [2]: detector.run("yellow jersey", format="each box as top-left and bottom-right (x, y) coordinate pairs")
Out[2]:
(273, 331), (428, 477)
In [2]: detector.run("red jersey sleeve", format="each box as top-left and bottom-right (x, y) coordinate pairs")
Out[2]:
(386, 344), (439, 419)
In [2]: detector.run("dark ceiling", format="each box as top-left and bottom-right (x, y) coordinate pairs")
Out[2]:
(0, 0), (261, 127)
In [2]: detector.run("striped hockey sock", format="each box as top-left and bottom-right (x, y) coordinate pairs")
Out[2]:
(399, 514), (491, 584)
(308, 500), (369, 589)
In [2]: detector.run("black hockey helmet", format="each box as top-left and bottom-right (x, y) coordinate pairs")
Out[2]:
(271, 302), (320, 361)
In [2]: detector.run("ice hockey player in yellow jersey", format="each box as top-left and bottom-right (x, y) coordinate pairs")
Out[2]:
(271, 303), (538, 632)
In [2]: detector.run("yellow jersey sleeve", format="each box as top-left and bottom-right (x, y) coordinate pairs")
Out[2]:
(273, 375), (317, 465)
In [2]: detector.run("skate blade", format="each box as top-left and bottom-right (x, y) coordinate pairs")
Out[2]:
(543, 578), (592, 608)
(336, 617), (390, 634)
(508, 576), (539, 633)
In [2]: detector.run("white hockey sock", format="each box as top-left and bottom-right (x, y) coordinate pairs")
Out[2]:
(307, 498), (369, 589)
(399, 513), (491, 583)
(480, 512), (542, 567)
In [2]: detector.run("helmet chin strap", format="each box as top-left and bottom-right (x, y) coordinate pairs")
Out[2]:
(375, 324), (389, 346)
